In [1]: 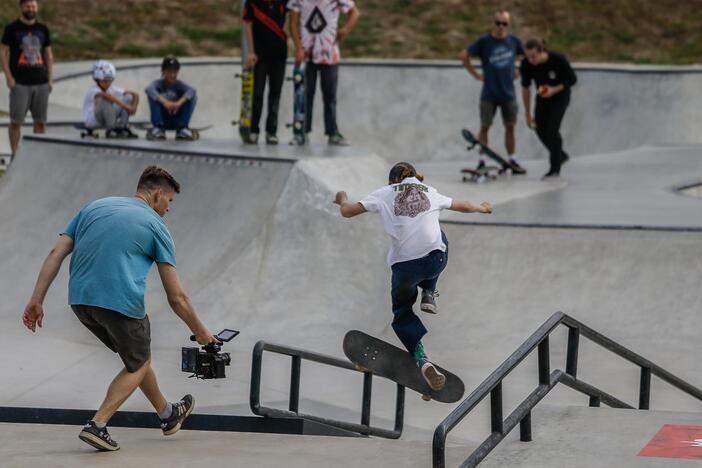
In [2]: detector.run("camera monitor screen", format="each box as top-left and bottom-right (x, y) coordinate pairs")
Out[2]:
(217, 329), (240, 342)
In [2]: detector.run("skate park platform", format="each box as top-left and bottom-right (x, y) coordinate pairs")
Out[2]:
(0, 60), (701, 467)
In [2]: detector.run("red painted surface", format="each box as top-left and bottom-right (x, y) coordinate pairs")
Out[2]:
(639, 425), (702, 460)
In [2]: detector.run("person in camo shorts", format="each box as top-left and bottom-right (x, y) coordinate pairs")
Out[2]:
(0, 0), (53, 160)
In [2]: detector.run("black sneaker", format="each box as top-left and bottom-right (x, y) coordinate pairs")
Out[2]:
(79, 421), (120, 451)
(420, 289), (438, 314)
(509, 159), (527, 175)
(476, 160), (486, 171)
(160, 394), (195, 436)
(561, 151), (570, 165)
(542, 170), (560, 180)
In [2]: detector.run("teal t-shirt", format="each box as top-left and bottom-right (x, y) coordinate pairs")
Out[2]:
(62, 197), (176, 318)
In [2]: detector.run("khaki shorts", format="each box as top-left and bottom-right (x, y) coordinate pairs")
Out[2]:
(9, 83), (50, 124)
(480, 99), (518, 128)
(72, 304), (151, 373)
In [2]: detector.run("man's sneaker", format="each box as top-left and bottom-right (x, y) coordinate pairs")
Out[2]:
(244, 133), (259, 144)
(561, 151), (570, 165)
(476, 160), (486, 171)
(542, 170), (560, 180)
(420, 289), (438, 314)
(78, 421), (120, 451)
(266, 133), (279, 145)
(160, 394), (195, 436)
(176, 128), (195, 141)
(147, 126), (166, 141)
(509, 159), (527, 175)
(420, 360), (446, 391)
(328, 132), (350, 146)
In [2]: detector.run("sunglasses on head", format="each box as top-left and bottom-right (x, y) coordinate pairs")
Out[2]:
(495, 21), (509, 27)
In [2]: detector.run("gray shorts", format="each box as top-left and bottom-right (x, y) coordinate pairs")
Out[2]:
(9, 83), (50, 124)
(480, 100), (518, 128)
(72, 304), (151, 373)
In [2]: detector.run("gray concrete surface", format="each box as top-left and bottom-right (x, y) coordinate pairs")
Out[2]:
(2, 59), (702, 162)
(1, 60), (701, 467)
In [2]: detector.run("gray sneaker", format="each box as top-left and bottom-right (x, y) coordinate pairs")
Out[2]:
(160, 394), (195, 436)
(420, 290), (438, 314)
(79, 421), (120, 451)
(328, 132), (350, 146)
(420, 361), (446, 391)
(176, 128), (195, 141)
(147, 126), (166, 141)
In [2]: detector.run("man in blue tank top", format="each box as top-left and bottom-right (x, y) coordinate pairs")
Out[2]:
(22, 165), (218, 452)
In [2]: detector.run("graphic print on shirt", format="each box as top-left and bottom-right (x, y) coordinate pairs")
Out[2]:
(488, 44), (515, 69)
(305, 6), (327, 33)
(393, 183), (430, 218)
(18, 32), (44, 67)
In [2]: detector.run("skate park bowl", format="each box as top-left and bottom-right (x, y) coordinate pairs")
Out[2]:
(0, 59), (701, 467)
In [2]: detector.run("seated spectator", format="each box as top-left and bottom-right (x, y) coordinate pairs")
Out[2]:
(82, 60), (139, 138)
(145, 56), (197, 141)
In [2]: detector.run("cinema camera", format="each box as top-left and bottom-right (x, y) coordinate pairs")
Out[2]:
(181, 329), (239, 379)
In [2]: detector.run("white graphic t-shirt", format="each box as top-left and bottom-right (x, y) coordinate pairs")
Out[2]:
(287, 0), (355, 65)
(360, 177), (453, 266)
(83, 84), (125, 128)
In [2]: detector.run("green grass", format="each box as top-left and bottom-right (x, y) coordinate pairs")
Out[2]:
(0, 0), (700, 64)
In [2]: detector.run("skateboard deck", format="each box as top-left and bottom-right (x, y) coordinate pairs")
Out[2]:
(287, 63), (306, 145)
(343, 330), (465, 403)
(235, 0), (254, 142)
(462, 128), (521, 174)
(461, 166), (500, 183)
(74, 123), (138, 140)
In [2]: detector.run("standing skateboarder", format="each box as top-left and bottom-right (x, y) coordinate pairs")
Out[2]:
(334, 162), (492, 389)
(288, 0), (360, 146)
(460, 9), (525, 174)
(243, 0), (288, 145)
(22, 166), (218, 451)
(520, 38), (577, 179)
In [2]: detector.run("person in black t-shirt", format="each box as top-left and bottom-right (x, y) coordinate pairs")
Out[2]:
(520, 38), (577, 179)
(243, 0), (288, 145)
(0, 0), (53, 160)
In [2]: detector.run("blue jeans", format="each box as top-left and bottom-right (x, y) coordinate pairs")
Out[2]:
(390, 233), (449, 354)
(148, 96), (196, 130)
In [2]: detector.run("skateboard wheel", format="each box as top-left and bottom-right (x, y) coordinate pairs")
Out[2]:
(422, 394), (432, 401)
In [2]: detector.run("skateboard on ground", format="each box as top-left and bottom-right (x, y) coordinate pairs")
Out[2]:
(461, 166), (500, 183)
(343, 330), (465, 403)
(233, 0), (254, 143)
(461, 128), (523, 175)
(74, 123), (138, 140)
(287, 62), (306, 145)
(136, 123), (212, 141)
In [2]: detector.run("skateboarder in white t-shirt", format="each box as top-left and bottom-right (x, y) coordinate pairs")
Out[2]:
(334, 162), (492, 389)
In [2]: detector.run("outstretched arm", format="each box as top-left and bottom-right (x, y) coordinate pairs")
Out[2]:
(334, 191), (367, 218)
(448, 199), (493, 214)
(157, 263), (217, 345)
(22, 235), (74, 332)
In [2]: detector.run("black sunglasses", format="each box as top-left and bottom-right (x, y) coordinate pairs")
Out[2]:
(495, 21), (509, 27)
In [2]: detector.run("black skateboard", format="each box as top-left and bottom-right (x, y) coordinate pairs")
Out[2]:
(287, 63), (306, 145)
(74, 123), (138, 139)
(343, 330), (465, 403)
(461, 166), (500, 183)
(461, 128), (525, 175)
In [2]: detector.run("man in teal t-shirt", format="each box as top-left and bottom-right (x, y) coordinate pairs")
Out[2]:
(22, 165), (218, 452)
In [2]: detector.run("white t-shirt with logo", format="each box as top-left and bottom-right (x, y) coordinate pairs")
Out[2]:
(287, 0), (355, 65)
(83, 83), (125, 128)
(360, 177), (453, 266)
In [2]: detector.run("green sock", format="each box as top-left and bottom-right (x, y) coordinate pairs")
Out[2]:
(413, 342), (427, 362)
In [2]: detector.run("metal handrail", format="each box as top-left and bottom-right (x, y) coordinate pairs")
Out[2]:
(250, 340), (404, 439)
(433, 312), (702, 467)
